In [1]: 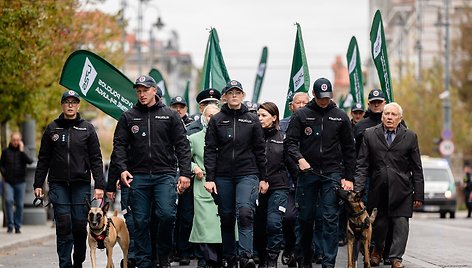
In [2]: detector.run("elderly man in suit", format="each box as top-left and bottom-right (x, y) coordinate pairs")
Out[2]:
(354, 102), (424, 268)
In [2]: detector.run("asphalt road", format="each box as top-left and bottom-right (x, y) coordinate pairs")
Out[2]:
(0, 212), (471, 267)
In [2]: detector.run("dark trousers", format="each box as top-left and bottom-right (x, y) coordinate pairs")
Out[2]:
(175, 184), (195, 258)
(372, 214), (409, 261)
(282, 189), (297, 255)
(49, 182), (90, 268)
(254, 189), (288, 260)
(130, 173), (177, 268)
(120, 186), (135, 260)
(215, 175), (259, 259)
(4, 181), (26, 230)
(295, 172), (341, 267)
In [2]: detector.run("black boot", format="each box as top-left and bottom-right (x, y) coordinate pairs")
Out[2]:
(239, 257), (256, 268)
(158, 255), (171, 268)
(266, 253), (278, 268)
(221, 256), (238, 268)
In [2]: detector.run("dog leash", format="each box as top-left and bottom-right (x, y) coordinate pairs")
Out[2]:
(33, 196), (51, 208)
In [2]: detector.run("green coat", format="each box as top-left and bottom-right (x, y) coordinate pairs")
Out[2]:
(188, 129), (222, 243)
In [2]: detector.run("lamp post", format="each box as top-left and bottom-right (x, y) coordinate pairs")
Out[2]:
(149, 16), (165, 69)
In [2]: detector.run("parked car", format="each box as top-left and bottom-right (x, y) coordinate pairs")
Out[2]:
(415, 156), (457, 218)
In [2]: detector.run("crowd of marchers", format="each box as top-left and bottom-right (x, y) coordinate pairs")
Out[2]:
(28, 74), (424, 268)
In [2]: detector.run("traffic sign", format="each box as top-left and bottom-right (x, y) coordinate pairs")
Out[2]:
(439, 140), (454, 156)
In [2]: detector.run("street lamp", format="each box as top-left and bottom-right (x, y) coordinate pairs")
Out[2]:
(149, 16), (165, 68)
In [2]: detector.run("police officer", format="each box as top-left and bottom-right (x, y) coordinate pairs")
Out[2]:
(187, 88), (221, 135)
(350, 102), (365, 127)
(353, 89), (386, 154)
(34, 90), (105, 268)
(254, 102), (298, 268)
(170, 96), (194, 127)
(111, 75), (192, 268)
(204, 80), (267, 268)
(284, 78), (356, 268)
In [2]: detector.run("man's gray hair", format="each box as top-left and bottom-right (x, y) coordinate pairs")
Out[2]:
(383, 102), (403, 116)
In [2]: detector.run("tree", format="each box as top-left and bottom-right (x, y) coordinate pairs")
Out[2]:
(0, 1), (124, 150)
(451, 4), (472, 159)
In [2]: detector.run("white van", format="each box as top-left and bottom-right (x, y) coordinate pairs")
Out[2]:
(414, 156), (457, 218)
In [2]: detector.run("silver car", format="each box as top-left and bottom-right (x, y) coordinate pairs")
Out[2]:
(415, 156), (457, 218)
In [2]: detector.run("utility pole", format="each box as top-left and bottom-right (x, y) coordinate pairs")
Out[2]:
(415, 0), (423, 81)
(441, 0), (453, 161)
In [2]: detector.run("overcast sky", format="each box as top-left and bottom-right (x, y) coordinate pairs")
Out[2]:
(83, 0), (371, 111)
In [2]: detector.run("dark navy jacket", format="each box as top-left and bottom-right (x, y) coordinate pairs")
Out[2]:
(284, 100), (356, 181)
(204, 104), (267, 182)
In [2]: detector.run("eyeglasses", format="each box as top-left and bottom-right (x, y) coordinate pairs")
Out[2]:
(226, 90), (243, 96)
(62, 100), (80, 105)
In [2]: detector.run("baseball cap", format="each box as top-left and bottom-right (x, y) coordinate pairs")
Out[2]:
(313, 78), (333, 99)
(170, 96), (187, 107)
(196, 88), (221, 104)
(225, 80), (243, 92)
(61, 90), (80, 103)
(368, 89), (385, 102)
(133, 75), (157, 88)
(351, 102), (364, 112)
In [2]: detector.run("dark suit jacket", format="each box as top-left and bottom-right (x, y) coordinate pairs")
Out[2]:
(354, 124), (424, 217)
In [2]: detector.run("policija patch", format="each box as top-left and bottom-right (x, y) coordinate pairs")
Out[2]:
(304, 127), (313, 136)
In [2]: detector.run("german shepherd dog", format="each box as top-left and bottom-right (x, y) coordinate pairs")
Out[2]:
(336, 189), (377, 268)
(87, 201), (130, 268)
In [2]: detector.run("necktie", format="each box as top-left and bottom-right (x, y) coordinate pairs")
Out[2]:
(386, 131), (394, 146)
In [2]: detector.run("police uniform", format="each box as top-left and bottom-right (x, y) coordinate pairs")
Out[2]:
(204, 80), (266, 267)
(111, 75), (192, 268)
(284, 78), (356, 267)
(353, 89), (384, 154)
(170, 96), (194, 127)
(34, 91), (105, 268)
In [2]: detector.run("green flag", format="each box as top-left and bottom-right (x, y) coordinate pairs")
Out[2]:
(251, 46), (268, 103)
(370, 10), (394, 103)
(198, 28), (231, 92)
(346, 36), (365, 108)
(59, 50), (135, 120)
(184, 80), (190, 112)
(284, 23), (310, 118)
(149, 68), (171, 105)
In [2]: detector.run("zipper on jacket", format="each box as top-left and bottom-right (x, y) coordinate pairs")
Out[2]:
(232, 112), (236, 161)
(67, 128), (71, 181)
(319, 116), (324, 175)
(148, 109), (152, 174)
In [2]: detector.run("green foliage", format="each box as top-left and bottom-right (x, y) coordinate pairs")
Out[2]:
(394, 63), (443, 156)
(451, 4), (472, 159)
(0, 0), (125, 143)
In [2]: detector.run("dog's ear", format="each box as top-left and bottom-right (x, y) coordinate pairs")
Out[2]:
(102, 201), (110, 214)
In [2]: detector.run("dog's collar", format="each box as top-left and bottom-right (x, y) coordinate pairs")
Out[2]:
(349, 207), (366, 218)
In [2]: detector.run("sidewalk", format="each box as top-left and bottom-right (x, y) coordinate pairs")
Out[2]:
(0, 211), (55, 253)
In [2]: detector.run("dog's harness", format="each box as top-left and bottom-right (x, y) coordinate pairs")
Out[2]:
(90, 217), (115, 249)
(348, 206), (372, 240)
